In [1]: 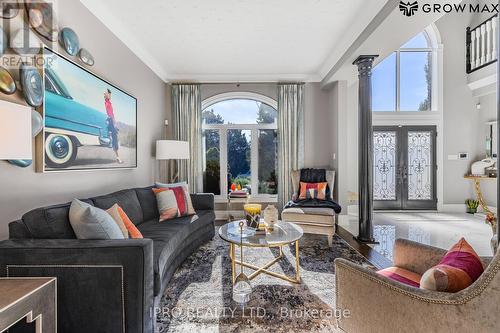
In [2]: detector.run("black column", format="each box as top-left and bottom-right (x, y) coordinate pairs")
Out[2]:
(353, 55), (378, 244)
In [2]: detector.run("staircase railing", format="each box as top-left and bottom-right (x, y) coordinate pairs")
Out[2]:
(466, 14), (498, 74)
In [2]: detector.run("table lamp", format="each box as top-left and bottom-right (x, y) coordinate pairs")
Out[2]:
(155, 140), (190, 182)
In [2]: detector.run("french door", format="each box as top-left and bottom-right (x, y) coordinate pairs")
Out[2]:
(373, 126), (437, 210)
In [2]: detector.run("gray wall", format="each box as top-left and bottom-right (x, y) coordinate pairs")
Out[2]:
(0, 0), (168, 239)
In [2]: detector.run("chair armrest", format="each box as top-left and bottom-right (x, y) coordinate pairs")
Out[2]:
(191, 193), (215, 211)
(393, 238), (447, 275)
(0, 239), (154, 333)
(334, 258), (463, 332)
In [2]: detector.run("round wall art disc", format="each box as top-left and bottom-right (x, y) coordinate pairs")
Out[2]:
(0, 66), (16, 95)
(20, 64), (43, 107)
(8, 160), (32, 168)
(10, 27), (41, 56)
(0, 26), (6, 57)
(31, 110), (43, 137)
(78, 48), (94, 66)
(0, 0), (19, 19)
(60, 27), (79, 56)
(25, 1), (58, 41)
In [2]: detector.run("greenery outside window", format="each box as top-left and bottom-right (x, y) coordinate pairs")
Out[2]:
(202, 95), (278, 199)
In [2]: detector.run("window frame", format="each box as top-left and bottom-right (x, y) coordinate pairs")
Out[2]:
(201, 92), (278, 201)
(373, 31), (436, 112)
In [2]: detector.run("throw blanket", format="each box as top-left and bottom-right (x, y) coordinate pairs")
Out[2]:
(284, 199), (342, 214)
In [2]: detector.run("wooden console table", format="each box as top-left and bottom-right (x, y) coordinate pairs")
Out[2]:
(0, 277), (56, 333)
(464, 175), (496, 214)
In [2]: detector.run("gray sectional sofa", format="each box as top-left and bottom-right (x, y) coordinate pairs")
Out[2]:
(0, 186), (215, 333)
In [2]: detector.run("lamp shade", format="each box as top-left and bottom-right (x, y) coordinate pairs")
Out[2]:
(156, 140), (190, 160)
(0, 100), (32, 160)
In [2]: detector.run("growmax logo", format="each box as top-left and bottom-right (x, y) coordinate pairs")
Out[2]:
(399, 1), (499, 16)
(399, 1), (418, 17)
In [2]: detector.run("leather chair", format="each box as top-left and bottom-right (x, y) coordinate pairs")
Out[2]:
(335, 239), (499, 332)
(282, 169), (336, 246)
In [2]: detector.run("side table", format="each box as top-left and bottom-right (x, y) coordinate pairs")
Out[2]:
(0, 277), (56, 333)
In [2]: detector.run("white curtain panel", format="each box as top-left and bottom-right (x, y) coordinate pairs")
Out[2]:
(171, 84), (202, 193)
(277, 83), (305, 209)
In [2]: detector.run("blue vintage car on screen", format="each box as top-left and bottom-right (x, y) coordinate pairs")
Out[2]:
(44, 67), (111, 168)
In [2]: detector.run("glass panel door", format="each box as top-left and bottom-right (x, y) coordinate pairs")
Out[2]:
(374, 126), (436, 210)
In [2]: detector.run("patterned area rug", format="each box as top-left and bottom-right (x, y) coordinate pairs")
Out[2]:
(156, 229), (374, 333)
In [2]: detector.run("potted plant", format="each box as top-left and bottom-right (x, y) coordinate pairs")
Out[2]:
(465, 199), (479, 214)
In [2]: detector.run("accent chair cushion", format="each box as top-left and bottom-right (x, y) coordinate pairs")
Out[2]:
(420, 238), (484, 292)
(298, 182), (328, 200)
(69, 199), (124, 240)
(377, 266), (422, 288)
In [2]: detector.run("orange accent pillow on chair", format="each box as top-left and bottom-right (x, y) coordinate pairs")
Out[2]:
(298, 182), (328, 200)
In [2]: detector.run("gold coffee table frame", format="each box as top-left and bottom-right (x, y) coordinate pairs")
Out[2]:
(219, 221), (303, 284)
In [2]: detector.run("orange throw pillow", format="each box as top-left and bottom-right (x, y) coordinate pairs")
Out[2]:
(107, 204), (143, 239)
(298, 182), (328, 200)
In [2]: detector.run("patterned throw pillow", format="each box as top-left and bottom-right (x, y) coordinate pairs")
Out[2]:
(420, 238), (484, 292)
(106, 203), (143, 238)
(155, 182), (196, 215)
(376, 266), (422, 288)
(153, 188), (180, 222)
(298, 182), (328, 200)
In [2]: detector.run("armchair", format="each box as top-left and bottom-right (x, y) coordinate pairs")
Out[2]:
(335, 239), (499, 332)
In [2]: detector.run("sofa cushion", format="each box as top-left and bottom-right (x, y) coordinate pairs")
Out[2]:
(21, 199), (93, 239)
(377, 266), (422, 288)
(135, 187), (159, 222)
(138, 210), (215, 295)
(91, 189), (144, 225)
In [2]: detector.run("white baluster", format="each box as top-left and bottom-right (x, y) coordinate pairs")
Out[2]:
(492, 19), (498, 61)
(486, 20), (492, 62)
(481, 24), (486, 65)
(471, 30), (476, 70)
(476, 28), (481, 68)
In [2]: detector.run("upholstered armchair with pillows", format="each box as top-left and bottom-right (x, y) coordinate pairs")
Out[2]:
(282, 169), (340, 246)
(335, 239), (499, 332)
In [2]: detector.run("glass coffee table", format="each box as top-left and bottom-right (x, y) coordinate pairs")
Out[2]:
(218, 220), (303, 284)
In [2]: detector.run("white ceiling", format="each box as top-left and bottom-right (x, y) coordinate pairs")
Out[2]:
(80, 0), (387, 82)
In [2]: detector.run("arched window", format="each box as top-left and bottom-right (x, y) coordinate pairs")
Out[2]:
(201, 93), (278, 198)
(372, 29), (437, 112)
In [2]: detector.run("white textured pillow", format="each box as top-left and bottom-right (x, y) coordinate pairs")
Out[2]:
(69, 199), (124, 239)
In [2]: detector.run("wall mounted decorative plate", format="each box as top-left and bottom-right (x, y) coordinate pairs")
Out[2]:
(8, 159), (32, 168)
(0, 26), (6, 57)
(78, 48), (94, 66)
(20, 64), (43, 107)
(0, 0), (18, 19)
(59, 27), (79, 56)
(31, 110), (43, 137)
(10, 27), (41, 55)
(25, 1), (58, 41)
(0, 66), (16, 94)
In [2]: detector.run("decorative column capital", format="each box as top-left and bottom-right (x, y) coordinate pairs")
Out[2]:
(353, 55), (379, 77)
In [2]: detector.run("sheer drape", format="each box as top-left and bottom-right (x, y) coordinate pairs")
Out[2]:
(277, 83), (305, 209)
(171, 84), (202, 193)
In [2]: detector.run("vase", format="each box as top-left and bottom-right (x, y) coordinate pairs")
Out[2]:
(263, 205), (278, 231)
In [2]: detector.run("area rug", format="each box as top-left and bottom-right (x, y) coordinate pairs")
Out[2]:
(156, 229), (374, 333)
